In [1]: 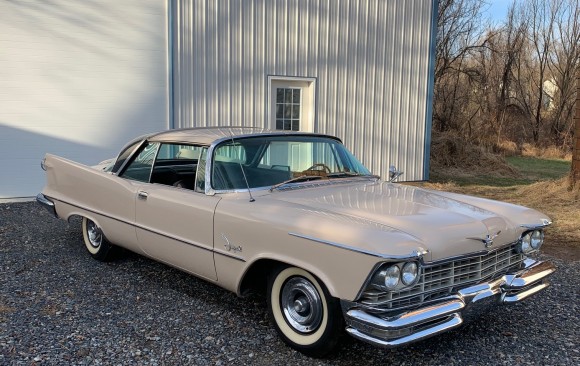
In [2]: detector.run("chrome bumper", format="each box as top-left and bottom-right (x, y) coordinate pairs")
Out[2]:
(36, 193), (58, 218)
(343, 258), (555, 348)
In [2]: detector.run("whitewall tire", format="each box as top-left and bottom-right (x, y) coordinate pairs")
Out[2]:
(267, 266), (343, 357)
(82, 217), (114, 261)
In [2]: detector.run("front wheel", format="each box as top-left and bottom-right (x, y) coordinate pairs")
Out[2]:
(82, 217), (115, 261)
(267, 266), (343, 357)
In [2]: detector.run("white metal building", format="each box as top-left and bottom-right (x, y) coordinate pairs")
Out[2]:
(0, 0), (437, 199)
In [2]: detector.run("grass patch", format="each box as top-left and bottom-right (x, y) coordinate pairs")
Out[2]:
(430, 172), (531, 187)
(431, 157), (571, 187)
(505, 156), (571, 181)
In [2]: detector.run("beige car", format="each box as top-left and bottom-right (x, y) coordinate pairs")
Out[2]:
(37, 127), (555, 357)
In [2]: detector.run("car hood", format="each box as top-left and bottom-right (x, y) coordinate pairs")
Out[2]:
(267, 180), (550, 261)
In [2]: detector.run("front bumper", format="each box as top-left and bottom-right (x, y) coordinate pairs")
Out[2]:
(36, 193), (58, 218)
(343, 258), (555, 348)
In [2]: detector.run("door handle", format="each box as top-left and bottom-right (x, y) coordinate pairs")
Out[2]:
(137, 190), (149, 199)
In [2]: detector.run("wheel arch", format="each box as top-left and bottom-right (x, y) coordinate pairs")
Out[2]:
(237, 256), (340, 299)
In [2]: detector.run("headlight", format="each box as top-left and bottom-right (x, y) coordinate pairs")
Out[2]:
(530, 230), (544, 249)
(371, 261), (421, 291)
(401, 262), (419, 286)
(383, 265), (400, 289)
(520, 233), (532, 253)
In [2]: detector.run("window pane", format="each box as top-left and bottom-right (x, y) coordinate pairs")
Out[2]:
(293, 89), (300, 103)
(276, 104), (283, 118)
(292, 105), (300, 119)
(276, 120), (283, 130)
(112, 140), (142, 173)
(195, 147), (208, 192)
(276, 88), (284, 103)
(157, 144), (202, 160)
(120, 142), (159, 182)
(291, 120), (300, 131)
(283, 120), (291, 130)
(284, 105), (291, 118)
(284, 89), (293, 103)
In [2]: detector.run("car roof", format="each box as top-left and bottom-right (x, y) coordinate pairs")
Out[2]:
(147, 127), (342, 145)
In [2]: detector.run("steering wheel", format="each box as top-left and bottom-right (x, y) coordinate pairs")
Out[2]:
(300, 163), (332, 177)
(305, 163), (332, 173)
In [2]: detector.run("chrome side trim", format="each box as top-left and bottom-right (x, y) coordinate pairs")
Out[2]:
(36, 193), (57, 218)
(212, 250), (246, 262)
(50, 197), (245, 262)
(288, 232), (429, 260)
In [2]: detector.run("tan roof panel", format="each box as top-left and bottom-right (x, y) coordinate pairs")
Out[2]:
(148, 127), (340, 145)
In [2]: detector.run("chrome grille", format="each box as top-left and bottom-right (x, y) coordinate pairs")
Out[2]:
(361, 244), (525, 310)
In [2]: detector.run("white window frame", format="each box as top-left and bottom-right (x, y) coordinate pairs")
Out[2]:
(267, 76), (316, 132)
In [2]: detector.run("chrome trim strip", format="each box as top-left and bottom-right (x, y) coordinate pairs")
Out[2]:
(421, 241), (518, 266)
(213, 250), (246, 262)
(289, 232), (428, 260)
(134, 223), (213, 253)
(520, 219), (552, 230)
(50, 197), (245, 261)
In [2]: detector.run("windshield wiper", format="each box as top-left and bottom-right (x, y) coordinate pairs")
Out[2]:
(270, 175), (324, 191)
(327, 172), (380, 179)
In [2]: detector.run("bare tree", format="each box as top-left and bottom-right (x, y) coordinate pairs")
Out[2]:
(548, 0), (580, 144)
(513, 0), (559, 143)
(433, 0), (578, 153)
(433, 0), (487, 133)
(572, 72), (580, 184)
(482, 2), (528, 144)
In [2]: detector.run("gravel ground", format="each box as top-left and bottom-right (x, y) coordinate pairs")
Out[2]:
(1, 202), (578, 365)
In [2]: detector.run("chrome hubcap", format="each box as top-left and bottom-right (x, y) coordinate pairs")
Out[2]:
(281, 277), (323, 333)
(86, 221), (102, 248)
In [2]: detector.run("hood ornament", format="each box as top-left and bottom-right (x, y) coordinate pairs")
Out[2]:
(467, 231), (501, 248)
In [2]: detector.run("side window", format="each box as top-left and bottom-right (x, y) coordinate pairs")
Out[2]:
(111, 140), (143, 173)
(195, 147), (208, 192)
(156, 144), (203, 161)
(119, 142), (160, 182)
(149, 143), (204, 191)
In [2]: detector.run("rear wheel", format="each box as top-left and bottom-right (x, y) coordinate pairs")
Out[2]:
(267, 266), (343, 357)
(82, 217), (115, 261)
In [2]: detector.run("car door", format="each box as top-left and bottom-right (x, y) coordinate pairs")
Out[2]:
(133, 145), (220, 281)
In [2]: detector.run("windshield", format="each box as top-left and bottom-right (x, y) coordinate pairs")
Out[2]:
(211, 136), (372, 190)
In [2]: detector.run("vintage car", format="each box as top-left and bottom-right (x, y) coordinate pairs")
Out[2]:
(37, 127), (555, 357)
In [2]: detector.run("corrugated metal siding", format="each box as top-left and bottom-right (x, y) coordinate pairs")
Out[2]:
(172, 0), (434, 181)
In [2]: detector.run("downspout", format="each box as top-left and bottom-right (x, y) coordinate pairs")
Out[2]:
(167, 0), (175, 129)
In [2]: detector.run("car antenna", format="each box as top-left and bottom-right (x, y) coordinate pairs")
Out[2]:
(230, 134), (255, 202)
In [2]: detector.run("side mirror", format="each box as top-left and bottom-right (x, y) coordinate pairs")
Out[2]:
(389, 165), (404, 182)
